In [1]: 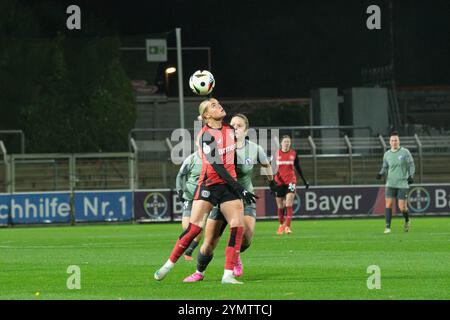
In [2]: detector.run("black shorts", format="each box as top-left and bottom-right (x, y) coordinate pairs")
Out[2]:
(194, 183), (240, 206)
(275, 183), (296, 197)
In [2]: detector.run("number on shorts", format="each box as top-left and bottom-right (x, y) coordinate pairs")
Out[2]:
(288, 183), (296, 192)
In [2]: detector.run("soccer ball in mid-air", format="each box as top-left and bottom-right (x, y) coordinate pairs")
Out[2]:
(189, 70), (215, 95)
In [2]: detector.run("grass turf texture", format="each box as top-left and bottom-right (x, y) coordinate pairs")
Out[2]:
(0, 217), (449, 300)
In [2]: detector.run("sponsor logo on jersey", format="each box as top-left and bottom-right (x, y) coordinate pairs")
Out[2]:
(245, 157), (253, 165)
(202, 143), (211, 154)
(218, 144), (236, 156)
(398, 155), (403, 160)
(277, 160), (294, 165)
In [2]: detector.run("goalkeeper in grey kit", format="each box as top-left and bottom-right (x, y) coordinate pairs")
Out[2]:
(376, 131), (415, 234)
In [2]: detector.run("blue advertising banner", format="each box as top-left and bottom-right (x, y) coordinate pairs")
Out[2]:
(2, 185), (449, 226)
(74, 191), (133, 222)
(0, 192), (71, 224)
(0, 194), (10, 225)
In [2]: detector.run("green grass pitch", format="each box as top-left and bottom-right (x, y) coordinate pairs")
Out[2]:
(0, 217), (449, 300)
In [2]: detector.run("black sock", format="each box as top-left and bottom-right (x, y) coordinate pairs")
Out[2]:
(240, 242), (251, 253)
(197, 251), (214, 273)
(385, 208), (392, 228)
(185, 240), (199, 256)
(402, 210), (410, 222)
(218, 221), (228, 237)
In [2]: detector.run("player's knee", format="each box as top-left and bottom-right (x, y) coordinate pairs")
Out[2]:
(228, 216), (244, 228)
(385, 200), (393, 208)
(201, 243), (214, 256)
(190, 217), (205, 226)
(190, 210), (209, 226)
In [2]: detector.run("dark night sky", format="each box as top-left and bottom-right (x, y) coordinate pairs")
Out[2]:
(23, 0), (450, 98)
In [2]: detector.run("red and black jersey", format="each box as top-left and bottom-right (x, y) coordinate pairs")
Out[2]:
(274, 149), (298, 185)
(197, 122), (237, 187)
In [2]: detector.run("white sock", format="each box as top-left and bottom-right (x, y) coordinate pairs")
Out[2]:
(163, 259), (175, 269)
(196, 270), (204, 275)
(223, 269), (234, 278)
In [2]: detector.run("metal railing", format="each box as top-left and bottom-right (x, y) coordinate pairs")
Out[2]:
(1, 135), (450, 192)
(129, 125), (373, 141)
(2, 152), (135, 193)
(127, 134), (449, 187)
(0, 141), (10, 192)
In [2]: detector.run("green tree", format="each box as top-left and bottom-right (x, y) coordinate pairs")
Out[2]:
(62, 36), (136, 152)
(0, 0), (42, 131)
(21, 34), (76, 152)
(0, 1), (136, 153)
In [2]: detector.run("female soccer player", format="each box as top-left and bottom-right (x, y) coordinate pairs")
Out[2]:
(182, 113), (276, 283)
(274, 135), (309, 234)
(175, 116), (210, 260)
(154, 98), (257, 284)
(376, 131), (415, 234)
(175, 150), (206, 260)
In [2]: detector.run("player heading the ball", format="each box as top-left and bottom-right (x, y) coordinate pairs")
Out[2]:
(154, 98), (257, 285)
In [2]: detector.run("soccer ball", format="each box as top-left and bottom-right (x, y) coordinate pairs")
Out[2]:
(189, 70), (215, 95)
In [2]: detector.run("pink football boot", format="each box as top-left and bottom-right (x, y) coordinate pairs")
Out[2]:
(183, 272), (204, 283)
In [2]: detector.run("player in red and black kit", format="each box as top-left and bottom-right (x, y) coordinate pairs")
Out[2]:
(273, 135), (309, 234)
(154, 98), (257, 285)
